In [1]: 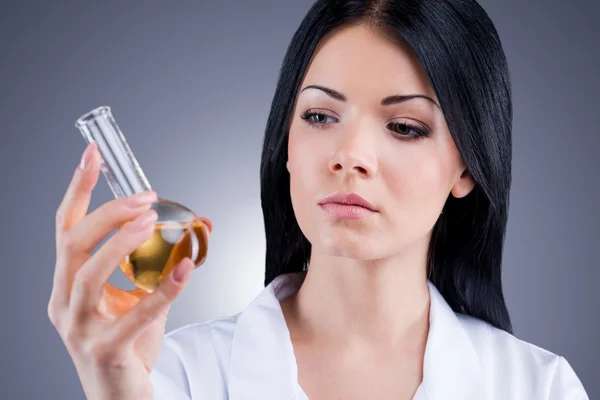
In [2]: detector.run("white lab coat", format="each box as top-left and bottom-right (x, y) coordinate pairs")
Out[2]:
(150, 271), (589, 399)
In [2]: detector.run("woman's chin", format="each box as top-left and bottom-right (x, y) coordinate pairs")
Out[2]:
(313, 235), (382, 260)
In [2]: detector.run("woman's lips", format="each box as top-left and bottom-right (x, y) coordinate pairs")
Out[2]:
(319, 192), (377, 210)
(319, 203), (377, 219)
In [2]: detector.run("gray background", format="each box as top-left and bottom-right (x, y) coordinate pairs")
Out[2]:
(1, 1), (598, 398)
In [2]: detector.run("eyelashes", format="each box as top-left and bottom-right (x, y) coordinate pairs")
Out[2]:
(300, 111), (334, 126)
(299, 110), (430, 140)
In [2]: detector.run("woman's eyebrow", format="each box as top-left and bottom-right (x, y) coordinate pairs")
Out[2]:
(300, 84), (440, 109)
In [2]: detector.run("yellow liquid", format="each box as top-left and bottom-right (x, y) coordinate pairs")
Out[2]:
(119, 219), (209, 292)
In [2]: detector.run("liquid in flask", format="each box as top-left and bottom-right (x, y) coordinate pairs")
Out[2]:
(75, 106), (210, 293)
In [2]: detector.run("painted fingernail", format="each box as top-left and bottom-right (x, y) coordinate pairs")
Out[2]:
(129, 191), (158, 207)
(127, 210), (158, 232)
(79, 142), (97, 171)
(200, 218), (212, 234)
(172, 259), (191, 283)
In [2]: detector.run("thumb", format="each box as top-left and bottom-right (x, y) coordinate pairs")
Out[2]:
(169, 257), (195, 286)
(153, 257), (195, 310)
(108, 258), (195, 346)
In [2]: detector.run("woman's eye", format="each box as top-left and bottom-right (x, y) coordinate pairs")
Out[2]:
(387, 122), (429, 139)
(300, 111), (337, 127)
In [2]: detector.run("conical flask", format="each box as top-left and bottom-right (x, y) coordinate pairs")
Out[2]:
(75, 106), (210, 293)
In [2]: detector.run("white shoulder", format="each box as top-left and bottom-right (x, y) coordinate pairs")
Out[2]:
(456, 314), (589, 399)
(150, 314), (240, 400)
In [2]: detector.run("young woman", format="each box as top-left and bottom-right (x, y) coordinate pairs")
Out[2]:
(49, 0), (589, 399)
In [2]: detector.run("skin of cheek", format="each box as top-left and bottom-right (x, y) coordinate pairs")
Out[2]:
(287, 120), (460, 261)
(381, 146), (455, 255)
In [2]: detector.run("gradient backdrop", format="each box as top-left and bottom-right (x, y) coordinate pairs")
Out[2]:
(1, 1), (598, 398)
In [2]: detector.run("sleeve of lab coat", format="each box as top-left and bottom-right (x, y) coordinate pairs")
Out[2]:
(149, 333), (193, 400)
(149, 323), (228, 400)
(548, 356), (589, 400)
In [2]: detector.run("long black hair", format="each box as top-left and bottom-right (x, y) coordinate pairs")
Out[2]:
(260, 0), (513, 333)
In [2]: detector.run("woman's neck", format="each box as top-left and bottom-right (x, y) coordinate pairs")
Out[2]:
(281, 244), (431, 352)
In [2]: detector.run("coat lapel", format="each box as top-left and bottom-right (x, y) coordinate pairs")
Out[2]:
(420, 282), (486, 399)
(229, 272), (306, 400)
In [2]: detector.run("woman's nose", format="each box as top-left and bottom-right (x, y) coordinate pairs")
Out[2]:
(328, 125), (377, 178)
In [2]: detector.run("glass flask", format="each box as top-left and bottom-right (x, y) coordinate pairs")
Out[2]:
(75, 106), (210, 293)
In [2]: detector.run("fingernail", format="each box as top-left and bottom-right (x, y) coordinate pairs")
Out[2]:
(129, 191), (157, 207)
(172, 259), (191, 283)
(201, 218), (213, 234)
(79, 142), (97, 171)
(127, 210), (158, 232)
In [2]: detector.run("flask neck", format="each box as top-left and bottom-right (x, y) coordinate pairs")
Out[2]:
(75, 106), (152, 198)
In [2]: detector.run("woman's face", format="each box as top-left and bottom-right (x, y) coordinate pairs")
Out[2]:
(287, 24), (474, 260)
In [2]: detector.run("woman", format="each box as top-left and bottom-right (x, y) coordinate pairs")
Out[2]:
(48, 0), (589, 399)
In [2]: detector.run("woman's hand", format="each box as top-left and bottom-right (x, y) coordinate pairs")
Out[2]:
(47, 142), (210, 400)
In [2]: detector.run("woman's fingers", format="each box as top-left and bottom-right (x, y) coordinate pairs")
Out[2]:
(69, 209), (159, 321)
(67, 191), (158, 254)
(107, 258), (195, 349)
(53, 142), (159, 311)
(51, 143), (101, 310)
(198, 216), (213, 234)
(59, 192), (158, 307)
(55, 142), (100, 241)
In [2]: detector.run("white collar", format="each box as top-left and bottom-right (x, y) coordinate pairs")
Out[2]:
(229, 271), (485, 400)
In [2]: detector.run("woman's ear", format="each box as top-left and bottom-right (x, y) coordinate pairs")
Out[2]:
(451, 169), (475, 198)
